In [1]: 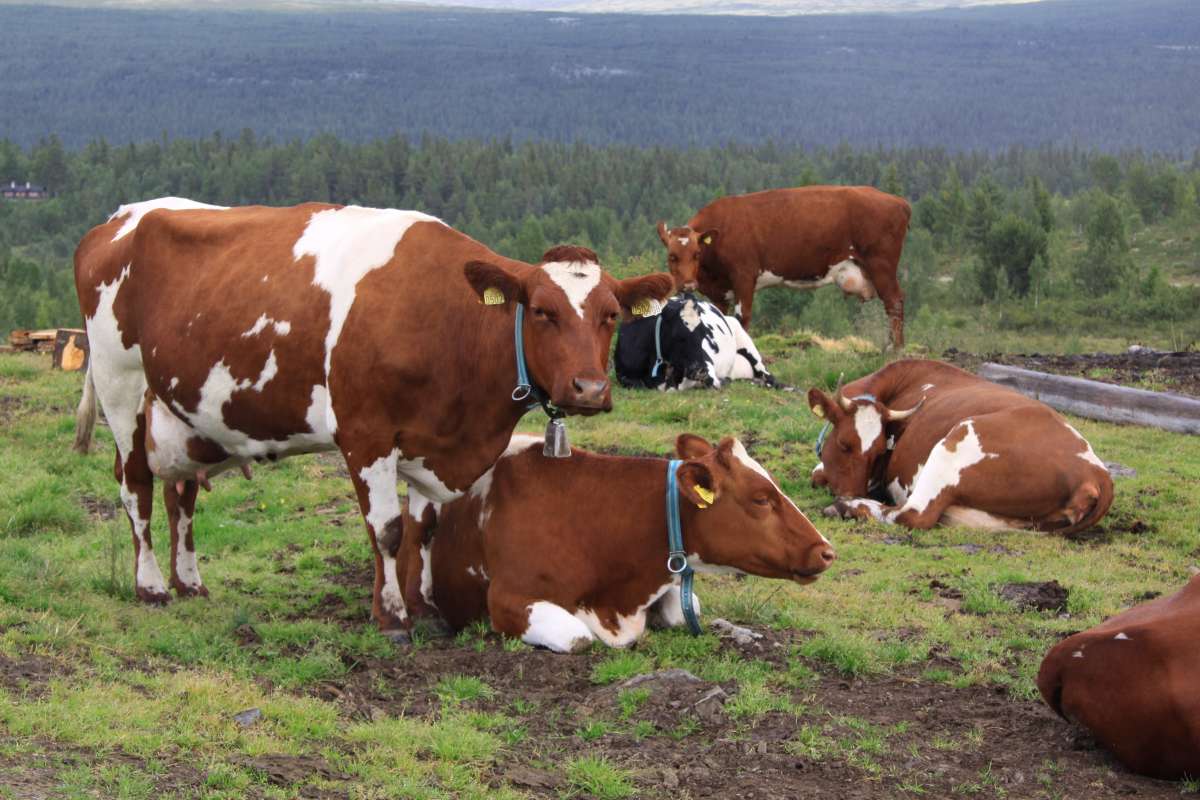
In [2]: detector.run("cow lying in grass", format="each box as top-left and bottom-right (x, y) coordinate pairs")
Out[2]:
(397, 433), (834, 652)
(614, 293), (775, 390)
(811, 359), (1113, 533)
(1038, 575), (1200, 779)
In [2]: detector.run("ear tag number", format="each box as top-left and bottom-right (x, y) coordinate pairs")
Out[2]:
(695, 486), (715, 508)
(632, 298), (662, 318)
(811, 405), (825, 418)
(483, 287), (505, 306)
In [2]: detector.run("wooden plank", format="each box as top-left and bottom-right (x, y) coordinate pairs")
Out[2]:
(53, 329), (89, 371)
(978, 363), (1200, 435)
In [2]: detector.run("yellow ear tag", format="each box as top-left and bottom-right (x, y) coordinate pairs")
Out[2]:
(694, 486), (715, 508)
(482, 287), (505, 306)
(811, 405), (825, 418)
(702, 235), (712, 245)
(632, 298), (662, 318)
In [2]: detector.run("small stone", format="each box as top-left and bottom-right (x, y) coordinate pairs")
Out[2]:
(692, 687), (728, 722)
(1105, 461), (1137, 479)
(710, 618), (763, 646)
(233, 707), (262, 728)
(619, 668), (701, 689)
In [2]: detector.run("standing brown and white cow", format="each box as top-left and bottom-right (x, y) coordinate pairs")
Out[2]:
(73, 198), (673, 637)
(657, 186), (911, 348)
(1037, 575), (1200, 780)
(810, 359), (1113, 533)
(396, 433), (834, 652)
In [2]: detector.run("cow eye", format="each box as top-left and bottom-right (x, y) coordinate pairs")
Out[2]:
(669, 254), (678, 263)
(839, 441), (852, 454)
(605, 311), (619, 325)
(532, 306), (555, 322)
(753, 495), (771, 507)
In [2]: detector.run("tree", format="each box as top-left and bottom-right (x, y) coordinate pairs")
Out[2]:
(980, 214), (1048, 298)
(1075, 194), (1132, 294)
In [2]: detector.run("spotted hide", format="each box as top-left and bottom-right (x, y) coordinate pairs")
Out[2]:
(657, 186), (911, 348)
(1038, 575), (1200, 779)
(396, 434), (834, 653)
(72, 198), (674, 635)
(810, 359), (1113, 533)
(614, 293), (774, 390)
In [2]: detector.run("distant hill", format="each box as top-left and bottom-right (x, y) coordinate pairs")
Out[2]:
(1, 0), (1197, 151)
(0, 0), (1047, 12)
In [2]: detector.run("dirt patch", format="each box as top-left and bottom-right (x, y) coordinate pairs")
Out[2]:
(230, 753), (349, 787)
(0, 736), (206, 799)
(78, 492), (118, 521)
(997, 580), (1070, 613)
(944, 347), (1200, 398)
(0, 652), (71, 698)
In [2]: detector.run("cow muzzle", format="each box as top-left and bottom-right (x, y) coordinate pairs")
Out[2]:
(558, 377), (611, 414)
(794, 543), (836, 583)
(682, 280), (698, 291)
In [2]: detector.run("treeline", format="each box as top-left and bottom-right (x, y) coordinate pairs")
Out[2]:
(1, 135), (1199, 342)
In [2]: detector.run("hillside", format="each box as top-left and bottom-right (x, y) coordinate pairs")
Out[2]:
(1, 0), (1198, 150)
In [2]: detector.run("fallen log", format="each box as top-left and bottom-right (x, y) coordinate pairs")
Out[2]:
(978, 362), (1200, 435)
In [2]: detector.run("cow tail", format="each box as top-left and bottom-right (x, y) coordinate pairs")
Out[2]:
(1058, 480), (1110, 536)
(72, 362), (97, 455)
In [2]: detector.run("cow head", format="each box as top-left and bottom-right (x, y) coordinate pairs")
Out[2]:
(465, 245), (674, 415)
(806, 387), (922, 498)
(657, 222), (718, 292)
(675, 434), (834, 583)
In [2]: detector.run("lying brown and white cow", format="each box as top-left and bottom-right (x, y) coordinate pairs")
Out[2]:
(1038, 575), (1200, 779)
(810, 359), (1113, 533)
(73, 198), (673, 636)
(396, 433), (835, 652)
(657, 186), (911, 347)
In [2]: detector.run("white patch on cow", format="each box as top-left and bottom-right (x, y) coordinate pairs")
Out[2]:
(466, 564), (490, 582)
(168, 377), (179, 391)
(574, 583), (674, 648)
(756, 269), (831, 292)
(677, 237), (690, 246)
(110, 197), (228, 242)
(408, 488), (434, 523)
(469, 434), (542, 527)
(419, 544), (436, 608)
(854, 405), (883, 454)
(811, 463), (824, 478)
(895, 420), (996, 517)
(121, 484), (167, 596)
(541, 260), (602, 319)
(1063, 423), (1106, 471)
(173, 510), (203, 590)
(647, 585), (701, 629)
(1114, 632), (1130, 641)
(886, 435), (896, 451)
(680, 299), (702, 332)
(293, 205), (440, 431)
(733, 302), (743, 318)
(358, 450), (407, 621)
(182, 349), (298, 458)
(687, 554), (744, 576)
(250, 350), (278, 392)
(85, 265), (146, 457)
(921, 383), (936, 392)
(1072, 650), (1084, 658)
(523, 601), (594, 653)
(241, 314), (292, 338)
(888, 478), (909, 505)
(940, 506), (1022, 531)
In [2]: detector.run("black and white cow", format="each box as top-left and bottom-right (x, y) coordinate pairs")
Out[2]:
(615, 294), (774, 390)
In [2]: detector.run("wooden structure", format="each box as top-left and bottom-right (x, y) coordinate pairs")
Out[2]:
(6, 328), (89, 370)
(978, 363), (1200, 436)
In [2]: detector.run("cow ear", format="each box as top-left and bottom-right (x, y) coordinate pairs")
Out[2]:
(464, 260), (525, 307)
(675, 433), (713, 459)
(807, 388), (839, 420)
(656, 221), (670, 247)
(615, 273), (676, 320)
(699, 228), (719, 247)
(676, 461), (718, 509)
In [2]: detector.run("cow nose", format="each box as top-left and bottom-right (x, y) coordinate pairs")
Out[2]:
(571, 378), (609, 407)
(819, 547), (836, 565)
(682, 281), (698, 291)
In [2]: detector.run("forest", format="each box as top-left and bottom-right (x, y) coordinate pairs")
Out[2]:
(2, 0), (1199, 152)
(2, 134), (1198, 349)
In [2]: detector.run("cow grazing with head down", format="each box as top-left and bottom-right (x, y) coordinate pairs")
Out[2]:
(396, 433), (835, 652)
(809, 359), (1113, 533)
(72, 198), (673, 637)
(658, 186), (911, 348)
(1038, 575), (1200, 780)
(614, 293), (774, 390)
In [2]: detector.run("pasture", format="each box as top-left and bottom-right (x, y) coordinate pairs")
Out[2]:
(0, 336), (1197, 799)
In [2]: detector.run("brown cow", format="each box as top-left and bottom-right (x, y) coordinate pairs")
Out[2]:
(657, 186), (911, 348)
(1038, 575), (1200, 779)
(72, 197), (673, 637)
(396, 433), (835, 652)
(810, 359), (1113, 533)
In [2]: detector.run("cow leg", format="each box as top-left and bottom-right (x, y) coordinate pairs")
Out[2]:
(488, 589), (594, 654)
(117, 410), (171, 605)
(164, 479), (207, 597)
(726, 316), (773, 384)
(731, 280), (756, 328)
(865, 259), (905, 350)
(345, 448), (410, 637)
(646, 585), (702, 630)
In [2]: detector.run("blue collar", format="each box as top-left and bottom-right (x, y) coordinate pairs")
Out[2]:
(512, 304), (563, 419)
(813, 393), (877, 456)
(666, 459), (703, 635)
(650, 314), (666, 379)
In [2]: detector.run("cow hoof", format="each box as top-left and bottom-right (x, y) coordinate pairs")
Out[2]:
(412, 617), (454, 639)
(381, 628), (413, 645)
(172, 582), (209, 599)
(136, 587), (172, 605)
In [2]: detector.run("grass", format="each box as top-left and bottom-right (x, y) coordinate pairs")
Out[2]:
(1, 322), (1198, 796)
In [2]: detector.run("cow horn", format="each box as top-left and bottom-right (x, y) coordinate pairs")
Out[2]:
(833, 373), (856, 412)
(885, 397), (925, 421)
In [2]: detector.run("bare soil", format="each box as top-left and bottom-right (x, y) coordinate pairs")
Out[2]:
(944, 347), (1200, 398)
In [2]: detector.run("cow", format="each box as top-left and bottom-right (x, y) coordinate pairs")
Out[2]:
(809, 359), (1113, 533)
(71, 197), (674, 639)
(614, 293), (774, 390)
(1037, 575), (1200, 779)
(395, 433), (835, 652)
(657, 186), (911, 348)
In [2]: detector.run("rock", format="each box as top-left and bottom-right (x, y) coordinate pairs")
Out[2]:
(233, 707), (262, 728)
(998, 580), (1070, 613)
(692, 687), (728, 722)
(619, 668), (701, 689)
(710, 618), (763, 646)
(1105, 461), (1137, 479)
